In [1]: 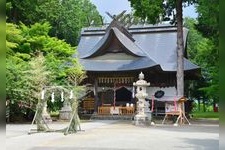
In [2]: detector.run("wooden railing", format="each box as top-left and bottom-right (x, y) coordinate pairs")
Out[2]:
(83, 98), (94, 112)
(98, 106), (111, 115)
(98, 106), (135, 115)
(120, 107), (135, 115)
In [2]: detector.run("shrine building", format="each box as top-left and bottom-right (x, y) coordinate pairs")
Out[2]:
(76, 17), (200, 117)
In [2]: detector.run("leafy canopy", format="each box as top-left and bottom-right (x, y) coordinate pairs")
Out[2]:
(6, 0), (102, 46)
(128, 0), (196, 24)
(6, 22), (84, 110)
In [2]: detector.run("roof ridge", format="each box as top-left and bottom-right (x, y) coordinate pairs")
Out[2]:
(81, 27), (147, 59)
(105, 19), (135, 42)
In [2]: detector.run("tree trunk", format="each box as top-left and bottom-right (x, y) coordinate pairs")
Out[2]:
(176, 0), (184, 97)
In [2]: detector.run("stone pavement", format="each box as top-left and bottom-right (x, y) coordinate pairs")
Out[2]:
(6, 120), (219, 150)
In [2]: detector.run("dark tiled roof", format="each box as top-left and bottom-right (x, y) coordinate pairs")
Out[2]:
(81, 27), (146, 58)
(77, 24), (200, 72)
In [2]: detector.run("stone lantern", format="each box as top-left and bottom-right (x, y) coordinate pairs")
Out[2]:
(59, 100), (72, 120)
(133, 72), (151, 125)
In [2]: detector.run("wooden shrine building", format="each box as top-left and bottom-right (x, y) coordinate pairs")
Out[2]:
(76, 15), (200, 116)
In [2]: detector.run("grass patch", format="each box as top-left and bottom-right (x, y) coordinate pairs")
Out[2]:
(191, 111), (219, 119)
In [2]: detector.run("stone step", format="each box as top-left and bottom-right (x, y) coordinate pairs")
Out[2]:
(90, 115), (134, 120)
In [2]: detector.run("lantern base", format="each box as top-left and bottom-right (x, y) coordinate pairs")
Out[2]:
(133, 113), (151, 126)
(59, 105), (72, 120)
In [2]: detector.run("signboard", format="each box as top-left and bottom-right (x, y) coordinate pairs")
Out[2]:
(165, 102), (178, 112)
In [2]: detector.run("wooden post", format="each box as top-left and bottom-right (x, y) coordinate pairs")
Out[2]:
(94, 78), (99, 113)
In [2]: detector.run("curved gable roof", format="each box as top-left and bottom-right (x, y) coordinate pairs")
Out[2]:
(81, 27), (146, 59)
(77, 24), (200, 73)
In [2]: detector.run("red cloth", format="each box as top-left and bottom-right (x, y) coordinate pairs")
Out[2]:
(151, 95), (154, 111)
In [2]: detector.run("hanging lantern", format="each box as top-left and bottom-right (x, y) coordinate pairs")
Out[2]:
(69, 90), (73, 99)
(61, 91), (64, 102)
(51, 92), (55, 103)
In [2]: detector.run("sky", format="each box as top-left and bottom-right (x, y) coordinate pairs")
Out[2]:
(90, 0), (198, 23)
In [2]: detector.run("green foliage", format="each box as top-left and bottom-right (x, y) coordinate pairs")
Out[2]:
(6, 1), (89, 122)
(129, 0), (192, 96)
(6, 23), (23, 53)
(6, 54), (50, 125)
(129, 0), (164, 24)
(6, 22), (85, 120)
(184, 18), (218, 102)
(25, 54), (51, 102)
(128, 0), (196, 24)
(191, 111), (219, 119)
(7, 22), (80, 83)
(196, 0), (219, 40)
(6, 56), (29, 103)
(195, 1), (219, 102)
(6, 0), (102, 46)
(129, 1), (218, 102)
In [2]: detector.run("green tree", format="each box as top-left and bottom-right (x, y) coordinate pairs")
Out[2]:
(196, 0), (219, 41)
(17, 22), (82, 83)
(129, 0), (196, 97)
(6, 22), (85, 121)
(184, 18), (218, 111)
(195, 0), (219, 106)
(6, 0), (102, 46)
(128, 0), (218, 109)
(25, 54), (50, 130)
(6, 23), (30, 105)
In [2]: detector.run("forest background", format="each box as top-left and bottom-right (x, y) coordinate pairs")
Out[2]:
(5, 0), (219, 121)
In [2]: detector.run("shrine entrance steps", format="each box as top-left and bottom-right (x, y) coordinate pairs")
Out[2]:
(79, 113), (168, 121)
(90, 114), (134, 120)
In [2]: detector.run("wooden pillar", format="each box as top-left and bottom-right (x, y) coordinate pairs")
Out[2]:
(94, 78), (99, 113)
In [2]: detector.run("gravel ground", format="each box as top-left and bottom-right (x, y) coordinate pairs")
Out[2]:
(6, 119), (219, 150)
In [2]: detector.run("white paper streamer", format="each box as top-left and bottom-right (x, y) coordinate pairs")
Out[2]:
(132, 86), (135, 98)
(41, 90), (45, 100)
(61, 91), (64, 102)
(69, 90), (73, 99)
(51, 92), (55, 103)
